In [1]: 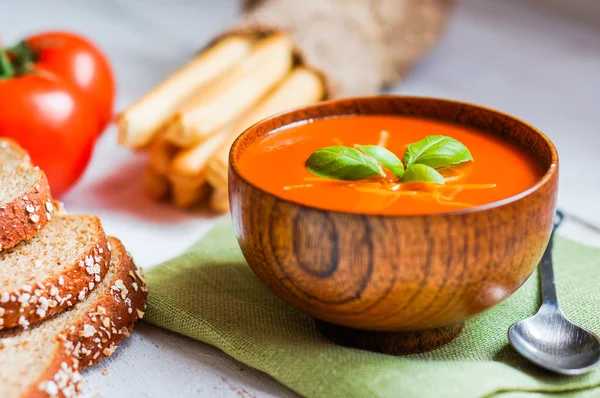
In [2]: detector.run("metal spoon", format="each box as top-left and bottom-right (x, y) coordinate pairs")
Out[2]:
(508, 210), (600, 375)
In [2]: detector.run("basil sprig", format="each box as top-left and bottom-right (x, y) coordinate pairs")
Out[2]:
(305, 146), (385, 180)
(305, 135), (473, 184)
(404, 135), (473, 169)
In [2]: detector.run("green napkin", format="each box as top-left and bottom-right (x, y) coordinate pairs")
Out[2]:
(144, 219), (600, 398)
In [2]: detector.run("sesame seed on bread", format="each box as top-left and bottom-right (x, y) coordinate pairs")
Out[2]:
(0, 237), (148, 398)
(0, 215), (110, 330)
(0, 138), (54, 251)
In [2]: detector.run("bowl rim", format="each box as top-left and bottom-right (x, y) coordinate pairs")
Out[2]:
(229, 95), (559, 218)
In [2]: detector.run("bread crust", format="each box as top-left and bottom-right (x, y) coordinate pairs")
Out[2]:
(25, 237), (148, 398)
(24, 352), (81, 398)
(0, 216), (110, 330)
(0, 139), (54, 251)
(68, 237), (148, 368)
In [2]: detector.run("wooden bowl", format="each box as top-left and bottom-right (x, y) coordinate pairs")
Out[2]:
(229, 96), (558, 354)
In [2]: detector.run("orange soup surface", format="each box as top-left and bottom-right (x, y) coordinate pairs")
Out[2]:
(238, 116), (544, 215)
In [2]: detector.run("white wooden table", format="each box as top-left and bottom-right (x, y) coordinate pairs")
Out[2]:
(1, 0), (599, 396)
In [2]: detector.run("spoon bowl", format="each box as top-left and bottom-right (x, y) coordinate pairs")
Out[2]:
(509, 307), (600, 375)
(508, 211), (600, 375)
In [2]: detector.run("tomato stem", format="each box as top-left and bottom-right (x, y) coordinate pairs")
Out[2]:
(6, 41), (36, 76)
(0, 48), (15, 79)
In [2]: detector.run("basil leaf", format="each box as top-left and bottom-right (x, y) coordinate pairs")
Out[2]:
(306, 146), (385, 180)
(403, 164), (445, 184)
(355, 145), (404, 178)
(404, 135), (473, 169)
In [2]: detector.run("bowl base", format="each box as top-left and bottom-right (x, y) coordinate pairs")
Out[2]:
(315, 320), (464, 355)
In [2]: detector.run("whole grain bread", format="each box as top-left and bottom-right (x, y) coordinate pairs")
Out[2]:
(0, 139), (54, 251)
(0, 215), (110, 330)
(0, 237), (147, 398)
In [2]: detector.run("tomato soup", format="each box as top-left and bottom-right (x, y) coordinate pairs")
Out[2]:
(237, 115), (544, 215)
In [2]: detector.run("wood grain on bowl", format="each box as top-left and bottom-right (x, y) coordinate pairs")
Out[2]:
(229, 96), (558, 353)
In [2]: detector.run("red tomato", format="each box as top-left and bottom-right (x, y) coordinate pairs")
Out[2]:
(0, 31), (115, 196)
(24, 31), (116, 133)
(0, 72), (98, 197)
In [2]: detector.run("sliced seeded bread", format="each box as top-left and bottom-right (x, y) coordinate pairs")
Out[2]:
(0, 237), (148, 398)
(0, 139), (54, 251)
(0, 215), (110, 330)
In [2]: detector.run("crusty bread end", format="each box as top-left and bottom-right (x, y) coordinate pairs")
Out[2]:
(0, 139), (54, 251)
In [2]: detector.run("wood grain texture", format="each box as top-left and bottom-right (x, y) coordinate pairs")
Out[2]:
(229, 96), (559, 352)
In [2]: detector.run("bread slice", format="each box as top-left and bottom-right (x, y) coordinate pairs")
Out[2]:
(0, 237), (147, 398)
(0, 215), (110, 329)
(0, 139), (54, 251)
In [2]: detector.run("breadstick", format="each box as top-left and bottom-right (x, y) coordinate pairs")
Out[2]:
(205, 67), (326, 190)
(167, 171), (203, 187)
(168, 168), (209, 209)
(149, 138), (180, 175)
(171, 179), (211, 209)
(143, 167), (170, 201)
(209, 187), (230, 213)
(205, 160), (228, 190)
(118, 35), (253, 149)
(165, 33), (294, 146)
(169, 128), (231, 177)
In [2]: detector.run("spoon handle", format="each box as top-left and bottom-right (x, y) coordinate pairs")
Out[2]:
(540, 211), (564, 308)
